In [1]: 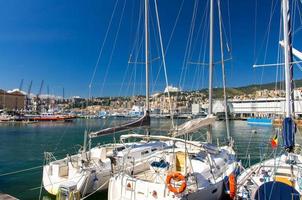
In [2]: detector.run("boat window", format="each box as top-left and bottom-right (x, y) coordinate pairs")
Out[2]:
(116, 146), (125, 151)
(141, 150), (149, 155)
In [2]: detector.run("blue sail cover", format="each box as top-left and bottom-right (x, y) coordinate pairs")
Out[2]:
(254, 181), (300, 200)
(282, 117), (296, 151)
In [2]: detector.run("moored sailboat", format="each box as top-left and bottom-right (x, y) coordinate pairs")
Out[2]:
(42, 0), (174, 198)
(108, 0), (239, 199)
(236, 0), (302, 199)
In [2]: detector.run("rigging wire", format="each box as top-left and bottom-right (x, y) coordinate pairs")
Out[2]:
(224, 0), (234, 81)
(218, 0), (230, 141)
(275, 7), (283, 93)
(179, 0), (199, 90)
(260, 0), (279, 88)
(152, 0), (185, 92)
(199, 2), (210, 90)
(252, 0), (278, 93)
(119, 0), (143, 96)
(190, 0), (209, 91)
(88, 0), (119, 97)
(154, 0), (175, 128)
(99, 0), (127, 97)
(296, 0), (302, 26)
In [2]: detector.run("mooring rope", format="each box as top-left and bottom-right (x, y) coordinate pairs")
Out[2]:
(0, 165), (42, 177)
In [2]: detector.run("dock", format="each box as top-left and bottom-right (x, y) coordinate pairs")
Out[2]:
(0, 193), (19, 200)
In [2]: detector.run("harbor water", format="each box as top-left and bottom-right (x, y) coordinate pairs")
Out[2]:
(0, 118), (301, 200)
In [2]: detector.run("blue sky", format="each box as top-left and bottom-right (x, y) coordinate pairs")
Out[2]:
(0, 0), (301, 97)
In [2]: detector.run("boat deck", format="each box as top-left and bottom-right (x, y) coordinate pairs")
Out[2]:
(134, 169), (168, 182)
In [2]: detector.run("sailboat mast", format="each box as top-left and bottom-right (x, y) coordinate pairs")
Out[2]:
(145, 0), (150, 112)
(282, 0), (292, 118)
(208, 0), (214, 115)
(207, 0), (214, 143)
(217, 0), (230, 141)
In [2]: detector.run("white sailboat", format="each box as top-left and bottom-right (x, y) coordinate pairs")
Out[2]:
(108, 0), (239, 200)
(236, 0), (302, 199)
(42, 125), (170, 198)
(108, 134), (237, 200)
(42, 0), (173, 198)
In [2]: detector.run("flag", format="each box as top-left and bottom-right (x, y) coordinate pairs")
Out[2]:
(271, 134), (278, 148)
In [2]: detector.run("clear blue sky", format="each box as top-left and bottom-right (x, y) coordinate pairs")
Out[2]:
(0, 0), (301, 97)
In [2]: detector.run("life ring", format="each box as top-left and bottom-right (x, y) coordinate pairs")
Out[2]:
(229, 173), (237, 199)
(166, 172), (186, 194)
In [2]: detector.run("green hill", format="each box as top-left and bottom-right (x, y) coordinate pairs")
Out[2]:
(181, 79), (302, 99)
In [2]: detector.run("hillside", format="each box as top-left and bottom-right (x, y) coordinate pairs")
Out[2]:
(183, 79), (302, 99)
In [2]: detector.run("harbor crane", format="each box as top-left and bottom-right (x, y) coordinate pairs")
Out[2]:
(19, 79), (24, 91)
(36, 80), (44, 113)
(26, 81), (32, 112)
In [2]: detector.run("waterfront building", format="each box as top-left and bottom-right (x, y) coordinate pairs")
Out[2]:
(0, 89), (25, 111)
(230, 98), (302, 119)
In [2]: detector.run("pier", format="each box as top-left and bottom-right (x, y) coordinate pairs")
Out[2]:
(0, 193), (19, 200)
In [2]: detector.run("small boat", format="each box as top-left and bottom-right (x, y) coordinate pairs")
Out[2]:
(27, 112), (76, 122)
(247, 117), (272, 126)
(0, 114), (13, 122)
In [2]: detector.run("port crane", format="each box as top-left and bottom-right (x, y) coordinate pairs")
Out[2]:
(26, 81), (32, 112)
(36, 80), (44, 113)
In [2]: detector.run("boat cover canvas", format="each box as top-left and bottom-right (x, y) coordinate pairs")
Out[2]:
(170, 115), (216, 137)
(89, 113), (150, 138)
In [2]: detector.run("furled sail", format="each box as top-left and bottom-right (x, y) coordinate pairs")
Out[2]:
(170, 115), (216, 137)
(282, 117), (296, 152)
(89, 113), (150, 138)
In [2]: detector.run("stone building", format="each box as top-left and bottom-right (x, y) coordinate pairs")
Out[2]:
(0, 89), (25, 110)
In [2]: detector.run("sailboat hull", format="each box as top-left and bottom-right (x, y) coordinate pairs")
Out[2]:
(42, 141), (169, 197)
(108, 145), (238, 200)
(236, 153), (302, 199)
(108, 175), (225, 200)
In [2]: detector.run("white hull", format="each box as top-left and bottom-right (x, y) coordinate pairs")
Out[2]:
(108, 144), (238, 200)
(43, 141), (169, 197)
(108, 174), (225, 200)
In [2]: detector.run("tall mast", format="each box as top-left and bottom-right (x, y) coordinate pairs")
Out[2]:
(207, 0), (214, 143)
(218, 0), (230, 141)
(145, 0), (150, 113)
(208, 0), (214, 115)
(282, 0), (292, 118)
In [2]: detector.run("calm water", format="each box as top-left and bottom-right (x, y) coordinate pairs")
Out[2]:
(0, 118), (300, 200)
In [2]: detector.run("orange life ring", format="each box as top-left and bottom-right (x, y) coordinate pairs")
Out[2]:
(229, 173), (237, 199)
(166, 172), (186, 194)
